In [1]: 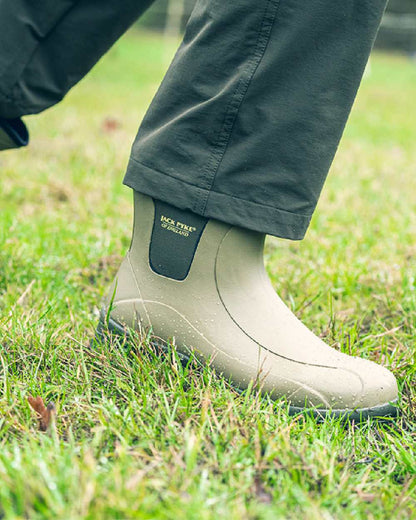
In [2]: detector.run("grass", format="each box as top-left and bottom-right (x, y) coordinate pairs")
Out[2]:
(0, 29), (415, 519)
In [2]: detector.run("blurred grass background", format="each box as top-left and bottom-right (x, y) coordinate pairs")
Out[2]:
(0, 29), (415, 519)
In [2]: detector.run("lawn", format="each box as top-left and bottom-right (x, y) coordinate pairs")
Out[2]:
(0, 30), (415, 519)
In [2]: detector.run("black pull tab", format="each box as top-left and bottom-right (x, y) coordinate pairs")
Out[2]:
(149, 199), (208, 280)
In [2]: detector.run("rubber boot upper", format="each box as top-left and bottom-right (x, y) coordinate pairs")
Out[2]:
(103, 193), (398, 414)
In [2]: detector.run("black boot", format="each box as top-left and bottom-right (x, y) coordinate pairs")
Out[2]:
(0, 118), (29, 151)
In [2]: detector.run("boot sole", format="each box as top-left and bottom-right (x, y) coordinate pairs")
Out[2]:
(94, 314), (399, 421)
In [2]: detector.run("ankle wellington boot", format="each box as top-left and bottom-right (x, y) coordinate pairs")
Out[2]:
(0, 118), (29, 151)
(99, 192), (399, 419)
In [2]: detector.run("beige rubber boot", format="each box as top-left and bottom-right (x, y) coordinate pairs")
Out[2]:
(99, 192), (399, 419)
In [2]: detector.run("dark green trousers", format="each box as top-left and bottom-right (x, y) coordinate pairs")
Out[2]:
(0, 0), (387, 239)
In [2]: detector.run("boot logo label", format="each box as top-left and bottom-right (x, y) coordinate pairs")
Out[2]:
(160, 215), (196, 237)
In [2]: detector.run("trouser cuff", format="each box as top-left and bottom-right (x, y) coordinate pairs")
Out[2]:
(123, 157), (311, 240)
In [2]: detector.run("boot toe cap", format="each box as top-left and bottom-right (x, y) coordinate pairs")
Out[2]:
(351, 357), (398, 411)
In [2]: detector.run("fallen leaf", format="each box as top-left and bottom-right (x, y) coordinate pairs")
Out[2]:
(101, 117), (121, 133)
(27, 395), (56, 432)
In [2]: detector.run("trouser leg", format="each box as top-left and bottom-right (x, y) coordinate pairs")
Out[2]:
(0, 0), (155, 119)
(124, 0), (387, 239)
